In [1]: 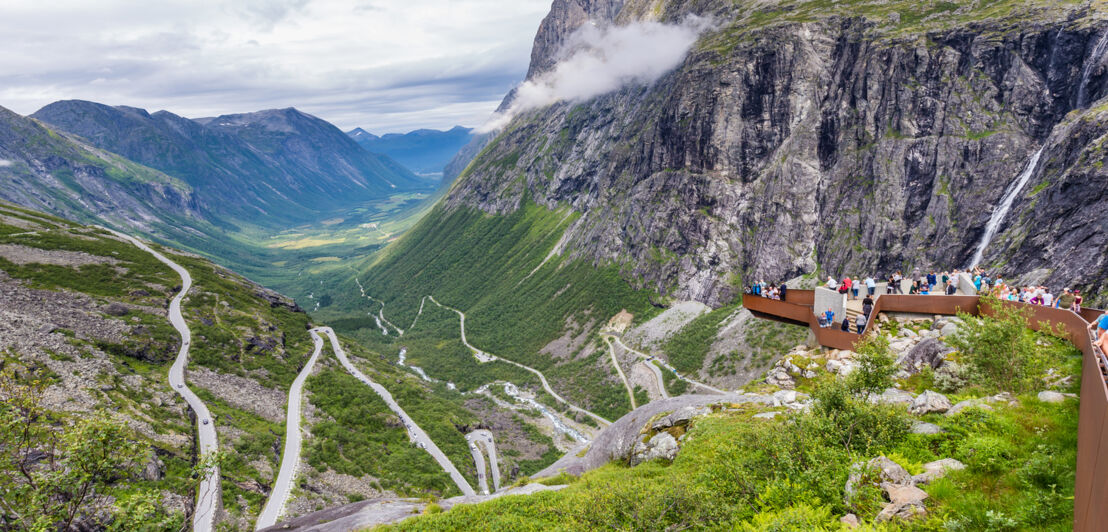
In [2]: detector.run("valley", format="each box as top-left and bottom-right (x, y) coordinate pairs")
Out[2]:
(3, 0), (1108, 530)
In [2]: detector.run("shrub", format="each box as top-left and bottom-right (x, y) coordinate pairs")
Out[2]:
(847, 335), (898, 397)
(948, 297), (1048, 392)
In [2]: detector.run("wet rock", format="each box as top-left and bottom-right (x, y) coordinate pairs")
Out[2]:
(103, 303), (130, 317)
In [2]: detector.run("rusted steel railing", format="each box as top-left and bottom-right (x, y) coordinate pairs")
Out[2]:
(742, 292), (1108, 531)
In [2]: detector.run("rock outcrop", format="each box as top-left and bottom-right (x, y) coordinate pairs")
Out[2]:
(443, 0), (1108, 306)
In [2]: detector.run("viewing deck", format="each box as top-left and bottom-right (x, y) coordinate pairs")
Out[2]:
(743, 291), (1108, 531)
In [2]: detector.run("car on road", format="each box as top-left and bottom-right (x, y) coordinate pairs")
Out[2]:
(177, 384), (183, 389)
(202, 419), (210, 425)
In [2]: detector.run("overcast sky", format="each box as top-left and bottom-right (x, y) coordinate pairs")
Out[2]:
(0, 0), (551, 133)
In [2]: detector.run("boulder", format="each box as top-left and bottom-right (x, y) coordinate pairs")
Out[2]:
(870, 388), (914, 406)
(912, 458), (965, 484)
(940, 323), (959, 337)
(845, 456), (912, 503)
(1037, 391), (1066, 404)
(909, 391), (951, 415)
(840, 514), (860, 529)
(629, 432), (679, 466)
(772, 390), (797, 405)
(946, 399), (994, 416)
(650, 406), (711, 430)
(901, 328), (918, 339)
(910, 422), (944, 435)
(103, 302), (130, 317)
(876, 500), (927, 522)
(826, 359), (844, 374)
(886, 484), (929, 506)
(765, 367), (795, 389)
(898, 339), (953, 374)
(752, 411), (780, 420)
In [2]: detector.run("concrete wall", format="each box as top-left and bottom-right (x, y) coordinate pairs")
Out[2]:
(813, 287), (846, 324)
(957, 272), (978, 295)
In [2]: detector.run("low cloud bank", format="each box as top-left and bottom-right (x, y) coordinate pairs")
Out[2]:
(477, 15), (714, 133)
(0, 159), (13, 167)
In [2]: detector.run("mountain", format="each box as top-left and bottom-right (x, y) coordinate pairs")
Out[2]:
(31, 101), (428, 228)
(347, 126), (474, 176)
(0, 105), (200, 232)
(343, 0), (1108, 422)
(395, 0), (1108, 308)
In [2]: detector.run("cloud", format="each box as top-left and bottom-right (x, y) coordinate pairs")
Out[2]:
(0, 0), (551, 133)
(476, 16), (714, 133)
(0, 159), (12, 167)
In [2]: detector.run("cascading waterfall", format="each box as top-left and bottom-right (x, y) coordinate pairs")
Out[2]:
(1079, 30), (1108, 108)
(967, 147), (1045, 269)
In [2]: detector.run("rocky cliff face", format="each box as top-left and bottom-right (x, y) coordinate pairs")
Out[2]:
(444, 0), (1108, 305)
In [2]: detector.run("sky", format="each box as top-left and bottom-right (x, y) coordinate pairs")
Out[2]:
(0, 0), (551, 134)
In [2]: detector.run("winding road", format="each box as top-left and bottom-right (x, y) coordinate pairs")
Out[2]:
(465, 430), (500, 494)
(354, 279), (404, 336)
(427, 296), (612, 426)
(106, 229), (221, 532)
(602, 336), (638, 409)
(255, 330), (326, 530)
(319, 327), (477, 497)
(604, 335), (726, 395)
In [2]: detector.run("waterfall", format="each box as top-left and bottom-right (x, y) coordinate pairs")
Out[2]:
(1079, 30), (1108, 108)
(967, 147), (1045, 269)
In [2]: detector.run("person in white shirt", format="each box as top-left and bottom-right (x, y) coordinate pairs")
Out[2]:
(865, 276), (876, 296)
(1043, 289), (1054, 307)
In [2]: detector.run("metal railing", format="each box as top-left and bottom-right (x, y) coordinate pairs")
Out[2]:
(742, 292), (1108, 530)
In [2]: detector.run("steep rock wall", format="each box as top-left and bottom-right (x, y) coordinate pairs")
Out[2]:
(445, 1), (1108, 305)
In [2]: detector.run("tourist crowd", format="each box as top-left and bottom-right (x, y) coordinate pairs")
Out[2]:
(748, 266), (1089, 334)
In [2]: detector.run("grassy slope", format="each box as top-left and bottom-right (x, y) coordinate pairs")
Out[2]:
(0, 202), (484, 523)
(327, 201), (661, 421)
(388, 321), (1082, 531)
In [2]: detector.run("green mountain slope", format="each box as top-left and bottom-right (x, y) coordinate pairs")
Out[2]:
(32, 101), (428, 228)
(0, 202), (562, 529)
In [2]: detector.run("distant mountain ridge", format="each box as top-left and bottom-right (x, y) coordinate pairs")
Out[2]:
(346, 125), (474, 175)
(0, 105), (200, 233)
(31, 101), (428, 228)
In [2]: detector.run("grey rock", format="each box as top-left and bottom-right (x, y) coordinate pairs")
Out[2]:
(103, 303), (129, 317)
(840, 513), (860, 528)
(898, 338), (953, 374)
(649, 405), (710, 430)
(910, 390), (952, 415)
(910, 422), (944, 435)
(870, 388), (914, 406)
(912, 458), (965, 484)
(629, 431), (679, 466)
(845, 456), (912, 504)
(946, 399), (995, 416)
(1037, 390), (1066, 403)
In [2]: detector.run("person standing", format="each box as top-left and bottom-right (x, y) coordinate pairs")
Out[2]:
(1058, 288), (1075, 310)
(946, 280), (957, 295)
(841, 318), (850, 332)
(893, 271), (903, 294)
(855, 313), (867, 334)
(862, 295), (874, 318)
(865, 276), (876, 296)
(851, 278), (860, 300)
(1075, 290), (1084, 313)
(780, 282), (788, 302)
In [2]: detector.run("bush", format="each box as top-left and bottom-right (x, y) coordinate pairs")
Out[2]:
(948, 297), (1048, 393)
(847, 335), (897, 397)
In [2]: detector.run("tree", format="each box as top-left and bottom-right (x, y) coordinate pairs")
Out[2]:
(948, 296), (1045, 392)
(0, 368), (206, 531)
